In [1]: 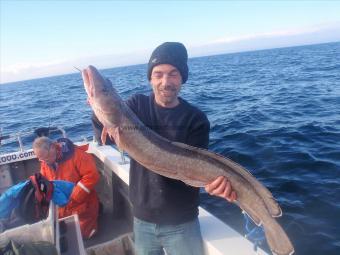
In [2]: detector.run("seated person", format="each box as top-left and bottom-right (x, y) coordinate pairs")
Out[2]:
(33, 136), (100, 239)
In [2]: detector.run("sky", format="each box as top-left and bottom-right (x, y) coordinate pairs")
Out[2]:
(1, 0), (340, 83)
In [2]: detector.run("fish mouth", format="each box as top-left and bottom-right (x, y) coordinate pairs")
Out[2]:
(82, 66), (105, 100)
(82, 67), (92, 99)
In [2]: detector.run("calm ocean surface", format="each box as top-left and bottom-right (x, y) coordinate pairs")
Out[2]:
(1, 42), (339, 255)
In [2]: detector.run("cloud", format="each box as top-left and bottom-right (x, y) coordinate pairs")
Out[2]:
(189, 22), (340, 57)
(211, 23), (333, 44)
(1, 22), (339, 84)
(0, 51), (149, 84)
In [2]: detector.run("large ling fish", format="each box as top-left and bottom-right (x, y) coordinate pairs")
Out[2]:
(82, 65), (294, 255)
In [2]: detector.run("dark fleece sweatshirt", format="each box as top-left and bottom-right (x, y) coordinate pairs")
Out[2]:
(127, 94), (210, 224)
(92, 93), (210, 224)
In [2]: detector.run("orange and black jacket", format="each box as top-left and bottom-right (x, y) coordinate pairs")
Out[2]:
(40, 138), (99, 239)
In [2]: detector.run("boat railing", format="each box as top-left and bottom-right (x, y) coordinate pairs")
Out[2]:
(0, 126), (67, 153)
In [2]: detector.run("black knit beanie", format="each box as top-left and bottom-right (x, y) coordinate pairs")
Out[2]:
(147, 42), (189, 83)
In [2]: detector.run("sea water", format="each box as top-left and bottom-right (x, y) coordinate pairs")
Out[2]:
(1, 42), (339, 255)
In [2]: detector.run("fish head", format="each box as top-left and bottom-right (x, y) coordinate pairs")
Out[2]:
(82, 65), (123, 128)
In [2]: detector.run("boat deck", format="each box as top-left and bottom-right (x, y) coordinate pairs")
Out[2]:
(84, 212), (132, 248)
(1, 142), (269, 255)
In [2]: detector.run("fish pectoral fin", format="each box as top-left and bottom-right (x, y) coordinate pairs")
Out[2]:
(101, 126), (121, 149)
(101, 127), (108, 145)
(109, 127), (124, 151)
(263, 218), (295, 255)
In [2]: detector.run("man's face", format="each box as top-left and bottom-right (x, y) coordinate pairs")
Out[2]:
(150, 64), (182, 108)
(34, 144), (57, 165)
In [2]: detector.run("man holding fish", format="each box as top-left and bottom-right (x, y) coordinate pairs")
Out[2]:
(92, 42), (236, 255)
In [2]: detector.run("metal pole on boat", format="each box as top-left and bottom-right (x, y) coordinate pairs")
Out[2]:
(57, 127), (67, 138)
(17, 134), (24, 152)
(118, 148), (127, 165)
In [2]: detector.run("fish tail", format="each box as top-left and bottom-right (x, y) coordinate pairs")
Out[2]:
(263, 218), (294, 255)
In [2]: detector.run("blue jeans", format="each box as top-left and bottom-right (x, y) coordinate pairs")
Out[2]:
(133, 217), (205, 255)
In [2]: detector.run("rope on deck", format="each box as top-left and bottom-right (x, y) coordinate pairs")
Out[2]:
(242, 211), (266, 253)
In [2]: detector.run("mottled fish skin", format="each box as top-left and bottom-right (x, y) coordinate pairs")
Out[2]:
(82, 65), (294, 255)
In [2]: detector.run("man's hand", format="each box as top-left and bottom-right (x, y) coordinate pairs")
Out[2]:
(205, 176), (237, 202)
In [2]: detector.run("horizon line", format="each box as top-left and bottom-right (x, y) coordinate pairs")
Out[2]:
(1, 40), (339, 85)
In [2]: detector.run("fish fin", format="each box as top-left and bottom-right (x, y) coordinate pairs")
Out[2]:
(263, 218), (295, 255)
(172, 141), (282, 217)
(101, 126), (122, 149)
(101, 127), (108, 145)
(101, 126), (125, 152)
(110, 127), (124, 151)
